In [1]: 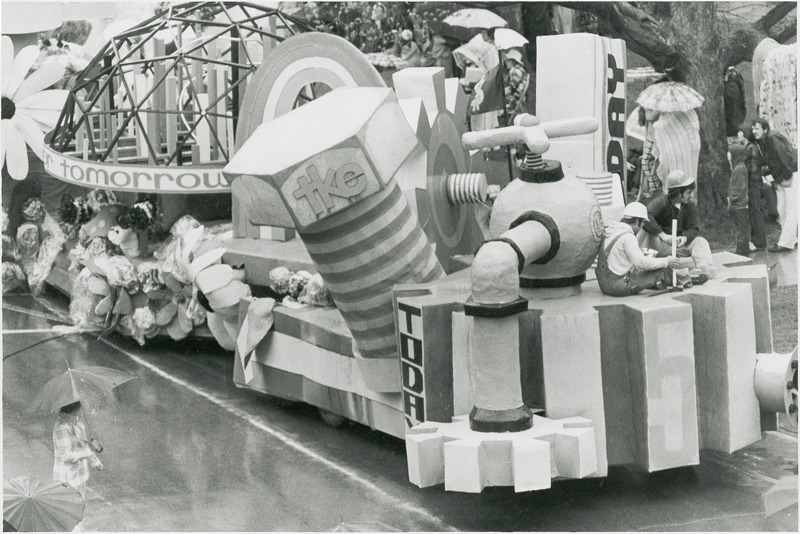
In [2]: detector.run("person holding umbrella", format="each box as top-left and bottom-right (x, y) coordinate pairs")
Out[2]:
(635, 81), (704, 199)
(53, 401), (103, 499)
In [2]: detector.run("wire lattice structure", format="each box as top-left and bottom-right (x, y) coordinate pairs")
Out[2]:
(48, 2), (314, 167)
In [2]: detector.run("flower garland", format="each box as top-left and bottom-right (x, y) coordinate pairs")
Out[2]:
(53, 190), (335, 348)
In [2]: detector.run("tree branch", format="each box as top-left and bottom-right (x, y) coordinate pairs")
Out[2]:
(553, 2), (674, 70)
(722, 28), (770, 66)
(774, 21), (797, 43)
(757, 2), (796, 32)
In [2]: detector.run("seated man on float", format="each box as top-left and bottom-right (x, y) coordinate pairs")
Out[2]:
(637, 169), (714, 281)
(597, 202), (681, 296)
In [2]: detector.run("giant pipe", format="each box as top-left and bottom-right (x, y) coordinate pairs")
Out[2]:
(463, 115), (601, 431)
(755, 348), (798, 430)
(467, 220), (551, 432)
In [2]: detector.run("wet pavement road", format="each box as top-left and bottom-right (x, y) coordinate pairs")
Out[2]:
(3, 289), (797, 532)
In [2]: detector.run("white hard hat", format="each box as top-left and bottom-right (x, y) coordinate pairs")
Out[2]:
(623, 202), (648, 221)
(666, 169), (694, 189)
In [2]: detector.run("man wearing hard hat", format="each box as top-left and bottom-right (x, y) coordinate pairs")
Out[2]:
(596, 202), (682, 296)
(637, 169), (714, 281)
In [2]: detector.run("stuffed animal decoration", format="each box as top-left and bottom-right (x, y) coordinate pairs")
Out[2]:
(34, 36), (89, 88)
(59, 194), (94, 240)
(86, 189), (118, 213)
(108, 200), (157, 259)
(108, 226), (143, 258)
(2, 208), (26, 294)
(11, 194), (66, 295)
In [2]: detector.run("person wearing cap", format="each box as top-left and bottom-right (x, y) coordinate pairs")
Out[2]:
(502, 48), (529, 121)
(596, 202), (681, 296)
(638, 169), (714, 278)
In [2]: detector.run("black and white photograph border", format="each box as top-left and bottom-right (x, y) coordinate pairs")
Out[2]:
(2, 1), (797, 532)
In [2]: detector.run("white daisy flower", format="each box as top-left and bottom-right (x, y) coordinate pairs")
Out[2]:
(2, 36), (69, 180)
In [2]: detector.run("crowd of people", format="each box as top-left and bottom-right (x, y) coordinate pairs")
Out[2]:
(737, 118), (798, 254)
(617, 106), (797, 298)
(289, 2), (454, 57)
(290, 2), (531, 120)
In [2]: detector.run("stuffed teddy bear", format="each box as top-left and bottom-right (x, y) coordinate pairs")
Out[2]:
(107, 200), (156, 259)
(59, 193), (94, 240)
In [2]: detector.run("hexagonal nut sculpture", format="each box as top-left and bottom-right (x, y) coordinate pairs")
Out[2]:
(224, 87), (421, 231)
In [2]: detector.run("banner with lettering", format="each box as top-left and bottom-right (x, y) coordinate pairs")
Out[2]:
(41, 145), (231, 194)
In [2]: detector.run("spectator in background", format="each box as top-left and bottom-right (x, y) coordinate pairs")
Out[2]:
(394, 29), (422, 67)
(626, 139), (643, 199)
(723, 65), (746, 138)
(637, 107), (662, 200)
(426, 32), (458, 77)
(752, 118), (798, 252)
(502, 49), (529, 122)
(728, 138), (751, 256)
(744, 128), (769, 251)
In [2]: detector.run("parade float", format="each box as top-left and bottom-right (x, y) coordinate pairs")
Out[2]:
(30, 3), (315, 341)
(27, 2), (797, 493)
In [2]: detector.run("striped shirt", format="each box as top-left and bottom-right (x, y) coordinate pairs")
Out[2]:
(641, 138), (662, 194)
(52, 415), (95, 489)
(652, 110), (701, 185)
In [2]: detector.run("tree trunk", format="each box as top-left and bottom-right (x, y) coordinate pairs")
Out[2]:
(669, 3), (730, 213)
(549, 1), (789, 213)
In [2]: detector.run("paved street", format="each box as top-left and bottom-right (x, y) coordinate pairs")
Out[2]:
(3, 284), (797, 531)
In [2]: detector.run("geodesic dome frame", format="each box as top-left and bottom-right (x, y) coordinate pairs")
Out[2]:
(43, 2), (314, 193)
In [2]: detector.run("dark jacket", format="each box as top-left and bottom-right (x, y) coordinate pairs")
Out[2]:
(745, 142), (765, 186)
(641, 191), (701, 244)
(724, 77), (746, 137)
(728, 141), (748, 212)
(758, 130), (797, 184)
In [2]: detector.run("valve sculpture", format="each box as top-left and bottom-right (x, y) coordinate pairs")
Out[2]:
(462, 115), (600, 432)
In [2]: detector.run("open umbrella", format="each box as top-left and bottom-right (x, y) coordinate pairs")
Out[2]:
(636, 82), (705, 113)
(27, 365), (135, 413)
(443, 8), (508, 30)
(437, 8), (507, 41)
(3, 475), (85, 532)
(491, 28), (528, 50)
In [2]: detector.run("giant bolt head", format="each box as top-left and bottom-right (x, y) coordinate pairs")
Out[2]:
(224, 87), (420, 231)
